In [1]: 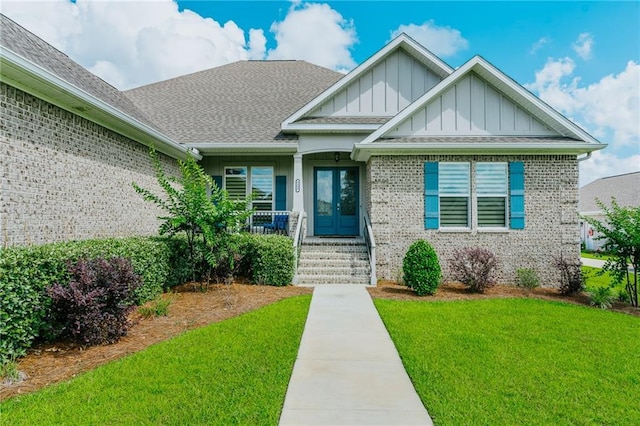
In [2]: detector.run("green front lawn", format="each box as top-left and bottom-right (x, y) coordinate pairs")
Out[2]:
(581, 251), (614, 261)
(375, 298), (640, 425)
(1, 295), (311, 425)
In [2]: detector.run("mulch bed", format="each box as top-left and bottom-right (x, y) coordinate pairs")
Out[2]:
(0, 283), (312, 401)
(2, 281), (637, 401)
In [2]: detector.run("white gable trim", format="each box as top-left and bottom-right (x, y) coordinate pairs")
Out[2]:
(281, 33), (454, 130)
(360, 55), (603, 145)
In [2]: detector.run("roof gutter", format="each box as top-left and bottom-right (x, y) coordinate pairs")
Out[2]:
(577, 152), (593, 162)
(351, 141), (607, 162)
(0, 46), (199, 161)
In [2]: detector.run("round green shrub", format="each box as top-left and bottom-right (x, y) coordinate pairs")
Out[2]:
(403, 240), (441, 296)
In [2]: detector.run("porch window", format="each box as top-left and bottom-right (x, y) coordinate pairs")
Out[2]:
(439, 162), (470, 228)
(477, 162), (508, 227)
(250, 166), (274, 212)
(224, 166), (274, 212)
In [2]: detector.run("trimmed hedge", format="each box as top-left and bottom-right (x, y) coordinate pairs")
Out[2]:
(0, 233), (295, 363)
(0, 236), (178, 364)
(240, 234), (295, 286)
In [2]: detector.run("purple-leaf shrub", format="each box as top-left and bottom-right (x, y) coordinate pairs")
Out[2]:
(448, 247), (499, 293)
(48, 257), (142, 346)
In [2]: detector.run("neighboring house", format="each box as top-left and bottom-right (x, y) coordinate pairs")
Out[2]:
(579, 171), (640, 251)
(1, 15), (606, 285)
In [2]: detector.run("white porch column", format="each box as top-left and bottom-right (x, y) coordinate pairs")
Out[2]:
(292, 153), (304, 212)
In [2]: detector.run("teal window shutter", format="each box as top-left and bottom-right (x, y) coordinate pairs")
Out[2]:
(212, 175), (223, 190)
(509, 162), (525, 229)
(424, 162), (439, 229)
(275, 176), (287, 210)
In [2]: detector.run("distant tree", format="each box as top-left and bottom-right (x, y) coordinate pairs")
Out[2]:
(133, 148), (252, 283)
(582, 198), (639, 307)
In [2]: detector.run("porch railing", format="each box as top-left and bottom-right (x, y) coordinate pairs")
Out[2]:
(363, 213), (377, 286)
(246, 210), (292, 235)
(292, 211), (306, 284)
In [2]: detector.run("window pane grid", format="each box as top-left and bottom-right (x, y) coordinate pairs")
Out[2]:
(478, 197), (506, 227)
(440, 197), (469, 227)
(440, 163), (470, 195)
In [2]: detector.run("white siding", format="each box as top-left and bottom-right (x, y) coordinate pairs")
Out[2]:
(388, 72), (559, 136)
(312, 48), (442, 117)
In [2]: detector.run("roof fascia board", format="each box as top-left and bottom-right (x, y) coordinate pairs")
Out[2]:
(282, 123), (380, 133)
(0, 47), (199, 161)
(351, 141), (607, 161)
(281, 33), (454, 129)
(361, 55), (602, 146)
(186, 143), (298, 155)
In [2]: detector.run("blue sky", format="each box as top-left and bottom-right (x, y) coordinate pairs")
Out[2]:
(3, 0), (639, 185)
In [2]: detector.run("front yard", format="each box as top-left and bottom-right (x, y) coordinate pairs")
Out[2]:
(1, 295), (311, 425)
(375, 297), (640, 425)
(2, 282), (638, 425)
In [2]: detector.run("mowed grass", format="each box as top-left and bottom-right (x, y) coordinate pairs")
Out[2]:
(375, 298), (640, 425)
(1, 295), (311, 425)
(581, 251), (614, 261)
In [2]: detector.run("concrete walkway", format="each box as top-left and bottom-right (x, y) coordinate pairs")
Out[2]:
(279, 285), (432, 425)
(581, 257), (606, 268)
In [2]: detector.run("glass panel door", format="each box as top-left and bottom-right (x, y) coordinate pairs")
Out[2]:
(314, 167), (359, 236)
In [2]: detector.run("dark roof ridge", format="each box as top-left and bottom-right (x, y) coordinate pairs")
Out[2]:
(600, 171), (640, 180)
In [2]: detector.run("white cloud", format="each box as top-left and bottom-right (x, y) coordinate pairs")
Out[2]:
(579, 150), (640, 187)
(529, 36), (551, 55)
(3, 0), (358, 88)
(572, 32), (594, 60)
(390, 21), (468, 57)
(247, 29), (267, 60)
(527, 58), (640, 187)
(2, 0), (266, 89)
(526, 58), (640, 147)
(267, 3), (357, 71)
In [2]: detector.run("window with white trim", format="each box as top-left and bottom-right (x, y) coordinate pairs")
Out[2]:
(425, 161), (524, 230)
(476, 162), (508, 228)
(224, 166), (274, 211)
(439, 162), (470, 228)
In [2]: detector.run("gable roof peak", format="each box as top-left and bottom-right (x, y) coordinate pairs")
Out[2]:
(359, 52), (604, 146)
(281, 32), (455, 129)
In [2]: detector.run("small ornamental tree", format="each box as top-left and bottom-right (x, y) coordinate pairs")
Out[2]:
(133, 148), (252, 283)
(581, 198), (639, 307)
(403, 240), (441, 296)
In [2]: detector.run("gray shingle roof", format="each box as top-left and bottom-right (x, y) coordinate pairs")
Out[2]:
(125, 61), (343, 144)
(579, 171), (640, 212)
(0, 14), (157, 128)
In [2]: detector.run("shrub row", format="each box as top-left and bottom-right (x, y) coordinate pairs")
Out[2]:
(0, 236), (180, 363)
(0, 233), (295, 363)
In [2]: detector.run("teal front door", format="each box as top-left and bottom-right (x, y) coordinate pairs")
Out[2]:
(314, 167), (359, 236)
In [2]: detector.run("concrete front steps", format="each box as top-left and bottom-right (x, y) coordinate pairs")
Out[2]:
(296, 238), (372, 285)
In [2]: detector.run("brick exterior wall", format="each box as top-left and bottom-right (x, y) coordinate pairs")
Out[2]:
(367, 154), (580, 286)
(0, 83), (180, 247)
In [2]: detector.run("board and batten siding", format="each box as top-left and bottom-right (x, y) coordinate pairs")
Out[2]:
(388, 72), (559, 137)
(312, 49), (443, 117)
